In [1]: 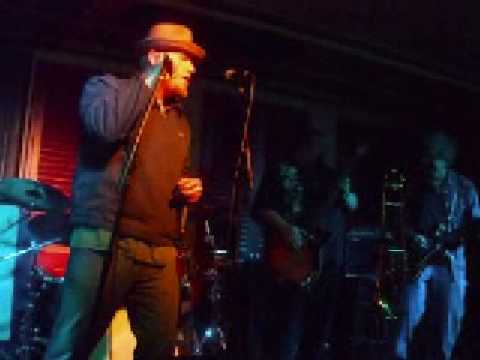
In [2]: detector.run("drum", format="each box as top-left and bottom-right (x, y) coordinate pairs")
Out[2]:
(15, 244), (70, 358)
(35, 244), (70, 281)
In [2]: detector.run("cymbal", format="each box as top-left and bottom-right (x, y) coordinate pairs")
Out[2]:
(0, 178), (69, 212)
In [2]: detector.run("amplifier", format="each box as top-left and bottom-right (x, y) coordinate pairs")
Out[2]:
(236, 214), (265, 263)
(344, 226), (385, 278)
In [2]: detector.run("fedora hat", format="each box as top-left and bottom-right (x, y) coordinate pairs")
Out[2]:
(137, 23), (206, 61)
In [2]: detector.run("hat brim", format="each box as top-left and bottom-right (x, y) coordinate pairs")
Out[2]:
(137, 39), (206, 61)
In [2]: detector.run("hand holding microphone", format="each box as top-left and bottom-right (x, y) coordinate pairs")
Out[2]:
(143, 52), (173, 89)
(224, 68), (252, 81)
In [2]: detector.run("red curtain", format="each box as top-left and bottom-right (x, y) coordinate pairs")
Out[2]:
(33, 61), (97, 198)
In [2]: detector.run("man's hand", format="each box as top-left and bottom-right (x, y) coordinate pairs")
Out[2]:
(177, 177), (202, 204)
(278, 224), (305, 250)
(414, 234), (429, 250)
(290, 225), (306, 250)
(343, 192), (359, 211)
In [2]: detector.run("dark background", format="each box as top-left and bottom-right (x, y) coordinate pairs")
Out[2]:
(0, 0), (480, 358)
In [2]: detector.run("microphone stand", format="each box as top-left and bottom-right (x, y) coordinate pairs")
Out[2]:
(227, 72), (256, 260)
(223, 72), (256, 360)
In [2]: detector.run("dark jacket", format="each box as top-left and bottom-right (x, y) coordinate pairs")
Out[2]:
(70, 74), (191, 245)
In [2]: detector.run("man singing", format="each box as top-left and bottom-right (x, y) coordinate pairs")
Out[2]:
(45, 22), (205, 359)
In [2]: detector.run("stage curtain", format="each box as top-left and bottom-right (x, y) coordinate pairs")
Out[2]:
(0, 48), (31, 178)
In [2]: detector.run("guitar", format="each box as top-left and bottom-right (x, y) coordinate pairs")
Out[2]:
(264, 145), (368, 288)
(407, 223), (463, 280)
(266, 224), (325, 288)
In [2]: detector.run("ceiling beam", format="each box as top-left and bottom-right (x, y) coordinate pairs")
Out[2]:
(141, 0), (480, 92)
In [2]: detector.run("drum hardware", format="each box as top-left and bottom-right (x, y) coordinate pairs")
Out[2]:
(174, 246), (201, 358)
(0, 238), (65, 262)
(174, 220), (229, 357)
(0, 212), (30, 237)
(0, 178), (69, 212)
(15, 243), (70, 359)
(196, 220), (229, 356)
(0, 178), (69, 263)
(1, 226), (66, 360)
(0, 178), (70, 358)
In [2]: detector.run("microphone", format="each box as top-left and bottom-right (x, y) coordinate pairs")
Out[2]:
(224, 68), (252, 81)
(180, 206), (188, 235)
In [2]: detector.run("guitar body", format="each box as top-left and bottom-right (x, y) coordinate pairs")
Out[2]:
(407, 224), (462, 280)
(266, 232), (321, 286)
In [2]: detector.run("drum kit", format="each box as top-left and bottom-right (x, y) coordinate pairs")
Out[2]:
(0, 178), (233, 359)
(0, 177), (70, 359)
(174, 219), (231, 358)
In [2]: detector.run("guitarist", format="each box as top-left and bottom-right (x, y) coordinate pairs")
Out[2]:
(255, 121), (359, 360)
(392, 132), (480, 360)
